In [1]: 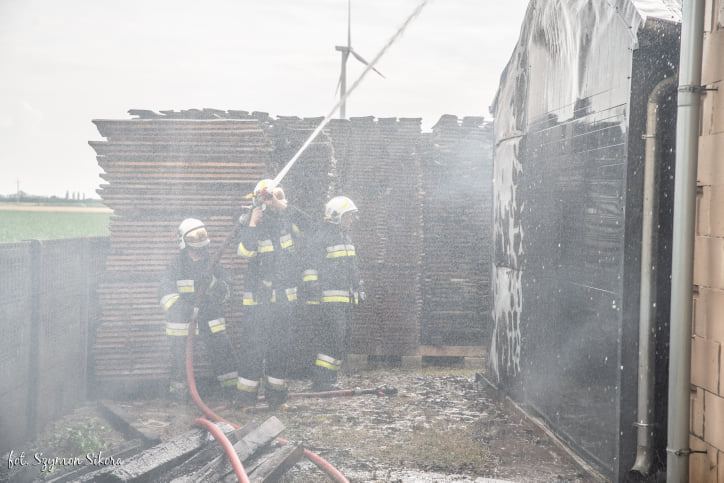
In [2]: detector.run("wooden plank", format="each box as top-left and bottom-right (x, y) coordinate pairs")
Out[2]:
(245, 443), (305, 483)
(416, 345), (487, 358)
(158, 422), (258, 483)
(44, 439), (146, 483)
(172, 417), (285, 483)
(98, 400), (162, 446)
(102, 422), (235, 482)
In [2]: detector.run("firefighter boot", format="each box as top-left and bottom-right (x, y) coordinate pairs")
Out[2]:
(235, 376), (261, 411)
(234, 390), (258, 412)
(311, 365), (340, 392)
(263, 374), (289, 409)
(221, 384), (240, 405)
(264, 387), (289, 409)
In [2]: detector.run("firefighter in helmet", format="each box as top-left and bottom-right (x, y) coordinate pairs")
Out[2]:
(158, 218), (240, 402)
(302, 195), (366, 391)
(235, 179), (310, 408)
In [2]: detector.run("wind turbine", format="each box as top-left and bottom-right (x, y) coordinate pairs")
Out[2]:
(335, 0), (385, 119)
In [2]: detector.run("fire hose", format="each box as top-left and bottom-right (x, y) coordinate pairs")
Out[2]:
(180, 3), (427, 480)
(194, 417), (250, 483)
(184, 222), (351, 482)
(185, 319), (350, 483)
(180, 211), (354, 482)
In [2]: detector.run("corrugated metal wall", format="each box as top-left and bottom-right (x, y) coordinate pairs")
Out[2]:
(0, 237), (109, 454)
(489, 0), (680, 479)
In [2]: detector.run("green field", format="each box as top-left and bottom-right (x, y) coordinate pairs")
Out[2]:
(0, 210), (112, 242)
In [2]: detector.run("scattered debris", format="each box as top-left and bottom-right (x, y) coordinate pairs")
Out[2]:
(9, 368), (602, 482)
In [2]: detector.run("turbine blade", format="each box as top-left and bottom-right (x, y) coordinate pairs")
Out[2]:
(350, 48), (385, 78)
(335, 71), (343, 96)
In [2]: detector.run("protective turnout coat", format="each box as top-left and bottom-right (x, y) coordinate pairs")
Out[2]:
(158, 249), (236, 390)
(302, 221), (363, 304)
(302, 221), (364, 384)
(158, 250), (230, 333)
(236, 206), (309, 305)
(234, 205), (310, 403)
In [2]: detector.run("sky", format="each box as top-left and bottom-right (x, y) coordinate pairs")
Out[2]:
(0, 0), (530, 199)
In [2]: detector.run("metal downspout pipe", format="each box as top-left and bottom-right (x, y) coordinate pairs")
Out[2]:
(667, 0), (706, 481)
(631, 75), (677, 478)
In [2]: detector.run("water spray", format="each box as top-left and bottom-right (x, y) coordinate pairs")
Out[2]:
(272, 0), (431, 187)
(184, 3), (430, 481)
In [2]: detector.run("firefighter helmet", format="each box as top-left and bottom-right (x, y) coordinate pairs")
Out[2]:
(325, 196), (358, 224)
(253, 179), (286, 209)
(254, 179), (277, 198)
(178, 218), (210, 250)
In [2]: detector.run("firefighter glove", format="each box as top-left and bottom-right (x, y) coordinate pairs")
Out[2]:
(357, 281), (367, 305)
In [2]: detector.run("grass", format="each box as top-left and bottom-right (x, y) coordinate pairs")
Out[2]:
(47, 419), (110, 455)
(405, 422), (497, 472)
(0, 210), (111, 242)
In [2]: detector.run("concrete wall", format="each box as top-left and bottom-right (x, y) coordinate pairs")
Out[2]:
(0, 237), (109, 455)
(691, 0), (724, 480)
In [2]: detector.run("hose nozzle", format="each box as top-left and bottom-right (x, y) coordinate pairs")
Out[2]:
(375, 385), (398, 396)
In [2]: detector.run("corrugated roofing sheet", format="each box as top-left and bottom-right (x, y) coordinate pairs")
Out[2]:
(90, 109), (493, 389)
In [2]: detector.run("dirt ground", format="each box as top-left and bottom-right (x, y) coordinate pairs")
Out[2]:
(25, 366), (603, 482)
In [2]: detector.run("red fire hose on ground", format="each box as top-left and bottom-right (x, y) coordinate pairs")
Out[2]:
(162, 1), (427, 478)
(194, 416), (250, 483)
(276, 435), (350, 483)
(178, 222), (352, 482)
(179, 209), (396, 482)
(185, 320), (350, 483)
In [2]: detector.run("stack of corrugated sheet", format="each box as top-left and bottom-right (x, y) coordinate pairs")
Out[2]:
(264, 116), (336, 217)
(90, 110), (492, 392)
(333, 116), (425, 355)
(257, 115), (337, 373)
(419, 115), (494, 346)
(90, 110), (274, 392)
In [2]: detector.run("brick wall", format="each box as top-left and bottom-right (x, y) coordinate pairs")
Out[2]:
(691, 0), (724, 480)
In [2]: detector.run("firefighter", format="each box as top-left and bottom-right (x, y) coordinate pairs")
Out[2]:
(302, 195), (366, 391)
(235, 179), (309, 408)
(159, 218), (240, 403)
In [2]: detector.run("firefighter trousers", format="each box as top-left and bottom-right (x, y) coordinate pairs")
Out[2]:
(168, 305), (238, 389)
(237, 301), (293, 401)
(312, 302), (352, 386)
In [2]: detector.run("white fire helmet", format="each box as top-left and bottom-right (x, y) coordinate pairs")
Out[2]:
(325, 196), (358, 224)
(254, 179), (277, 198)
(253, 179), (286, 208)
(178, 218), (210, 250)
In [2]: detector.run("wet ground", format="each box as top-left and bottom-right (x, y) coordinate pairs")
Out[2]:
(28, 367), (603, 482)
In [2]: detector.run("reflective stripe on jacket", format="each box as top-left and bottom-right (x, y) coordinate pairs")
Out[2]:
(158, 250), (229, 323)
(303, 222), (362, 304)
(236, 206), (309, 303)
